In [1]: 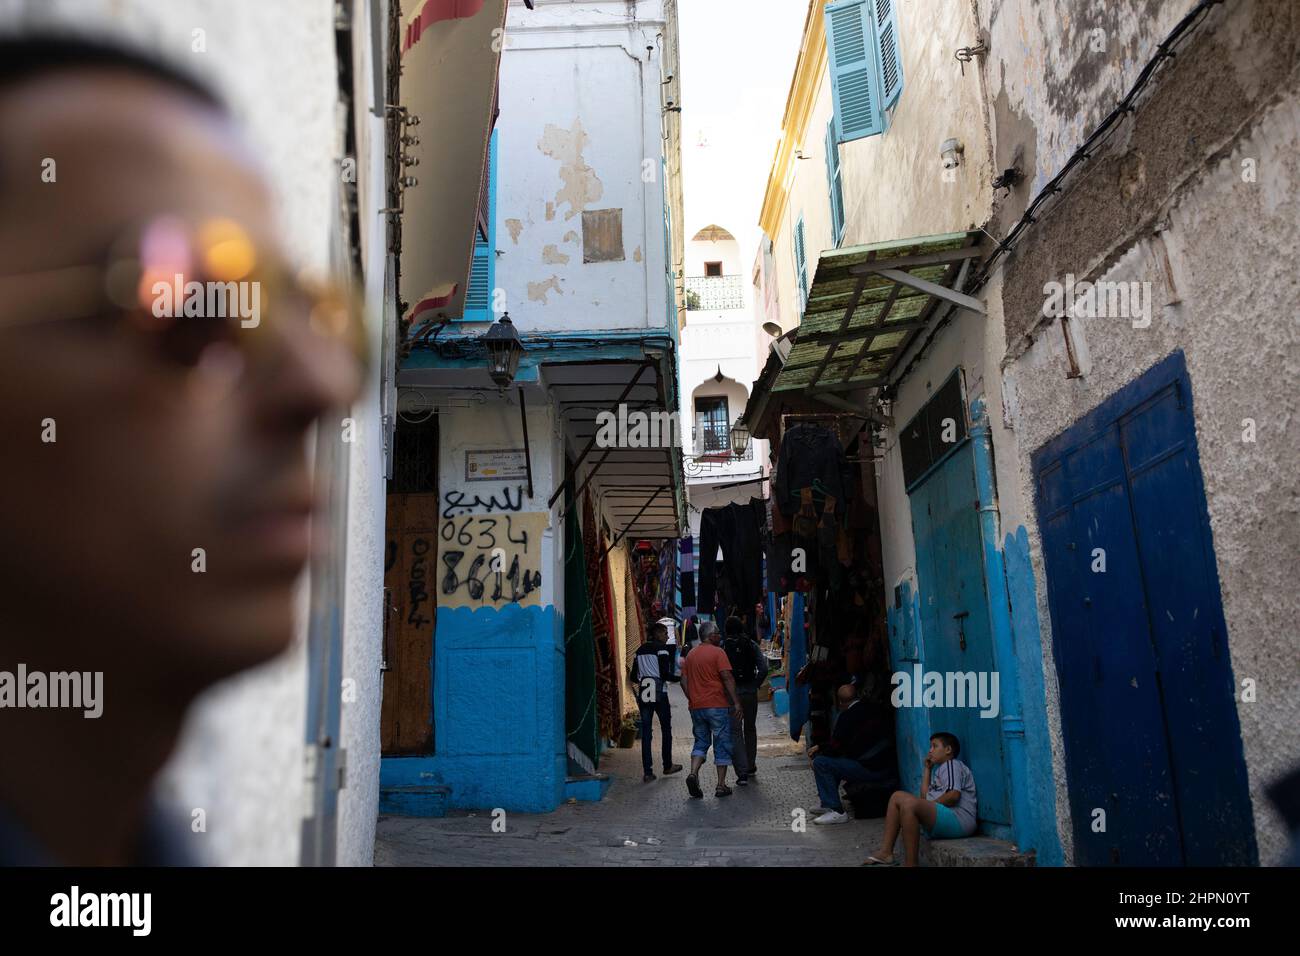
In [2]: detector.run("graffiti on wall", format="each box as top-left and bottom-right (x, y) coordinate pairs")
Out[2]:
(438, 499), (548, 608)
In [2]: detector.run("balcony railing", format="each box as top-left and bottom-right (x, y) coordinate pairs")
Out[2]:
(684, 274), (744, 311)
(685, 420), (753, 472)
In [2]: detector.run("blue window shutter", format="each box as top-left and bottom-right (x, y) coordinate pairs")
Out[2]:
(874, 0), (903, 109)
(826, 0), (883, 142)
(794, 215), (808, 313)
(825, 120), (846, 246)
(461, 129), (498, 322)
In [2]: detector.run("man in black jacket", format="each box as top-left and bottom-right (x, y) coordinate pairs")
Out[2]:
(722, 617), (767, 785)
(809, 683), (893, 824)
(629, 622), (684, 782)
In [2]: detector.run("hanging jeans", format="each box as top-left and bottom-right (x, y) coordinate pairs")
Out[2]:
(698, 499), (765, 616)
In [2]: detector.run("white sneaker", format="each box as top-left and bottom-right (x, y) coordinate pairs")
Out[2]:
(813, 810), (850, 825)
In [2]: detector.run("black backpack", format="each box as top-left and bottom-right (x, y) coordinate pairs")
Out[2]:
(725, 637), (766, 686)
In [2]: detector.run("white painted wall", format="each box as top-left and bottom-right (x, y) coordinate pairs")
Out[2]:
(680, 233), (769, 487)
(494, 0), (673, 334)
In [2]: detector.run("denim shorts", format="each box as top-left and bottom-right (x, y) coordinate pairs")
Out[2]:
(689, 707), (733, 765)
(923, 802), (966, 839)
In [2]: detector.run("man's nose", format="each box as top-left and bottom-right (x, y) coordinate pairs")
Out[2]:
(253, 318), (365, 436)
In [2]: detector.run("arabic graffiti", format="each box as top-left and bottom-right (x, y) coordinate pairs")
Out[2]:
(441, 485), (525, 518)
(406, 536), (433, 629)
(436, 512), (547, 609)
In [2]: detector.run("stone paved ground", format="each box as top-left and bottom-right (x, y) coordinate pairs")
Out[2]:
(375, 685), (886, 867)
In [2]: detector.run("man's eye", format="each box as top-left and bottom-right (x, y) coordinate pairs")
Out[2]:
(156, 317), (236, 367)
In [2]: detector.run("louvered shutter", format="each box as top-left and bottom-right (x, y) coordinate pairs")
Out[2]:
(874, 0), (904, 109)
(825, 0), (883, 142)
(825, 120), (846, 245)
(462, 129), (498, 322)
(794, 215), (808, 314)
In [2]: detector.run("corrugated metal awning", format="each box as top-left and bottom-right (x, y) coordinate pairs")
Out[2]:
(771, 231), (984, 397)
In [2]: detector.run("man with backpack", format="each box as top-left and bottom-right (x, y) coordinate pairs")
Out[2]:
(629, 622), (683, 783)
(722, 616), (767, 785)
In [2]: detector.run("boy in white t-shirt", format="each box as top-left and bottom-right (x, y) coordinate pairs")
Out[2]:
(863, 732), (978, 867)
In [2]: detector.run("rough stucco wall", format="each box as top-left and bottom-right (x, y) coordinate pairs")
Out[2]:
(982, 0), (1197, 204)
(336, 0), (388, 868)
(983, 0), (1300, 862)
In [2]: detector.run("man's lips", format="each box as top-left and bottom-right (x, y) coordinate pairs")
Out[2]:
(229, 490), (321, 567)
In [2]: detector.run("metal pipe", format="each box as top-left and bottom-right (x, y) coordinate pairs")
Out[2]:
(517, 386), (533, 499)
(969, 397), (1032, 854)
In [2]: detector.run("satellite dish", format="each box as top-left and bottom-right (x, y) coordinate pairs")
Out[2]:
(762, 321), (783, 338)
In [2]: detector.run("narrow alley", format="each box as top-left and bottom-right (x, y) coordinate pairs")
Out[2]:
(376, 684), (885, 866)
(3, 0), (1296, 912)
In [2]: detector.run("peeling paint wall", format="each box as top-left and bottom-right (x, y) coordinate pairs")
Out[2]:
(495, 0), (674, 332)
(979, 0), (1300, 862)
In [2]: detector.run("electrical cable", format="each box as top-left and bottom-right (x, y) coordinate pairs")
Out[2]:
(887, 0), (1223, 395)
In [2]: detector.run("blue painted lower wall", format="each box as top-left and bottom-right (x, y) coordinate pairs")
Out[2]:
(380, 603), (567, 814)
(886, 582), (927, 794)
(1004, 524), (1064, 865)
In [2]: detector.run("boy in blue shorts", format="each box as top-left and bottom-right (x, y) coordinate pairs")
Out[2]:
(864, 732), (977, 866)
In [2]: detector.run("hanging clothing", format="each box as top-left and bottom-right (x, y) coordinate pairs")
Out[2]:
(772, 423), (853, 516)
(563, 496), (599, 774)
(697, 498), (765, 616)
(766, 496), (815, 593)
(582, 494), (620, 741)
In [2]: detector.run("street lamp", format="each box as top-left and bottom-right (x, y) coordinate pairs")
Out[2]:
(484, 313), (524, 388)
(730, 416), (750, 458)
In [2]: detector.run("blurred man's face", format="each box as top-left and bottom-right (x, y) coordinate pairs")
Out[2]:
(0, 70), (362, 694)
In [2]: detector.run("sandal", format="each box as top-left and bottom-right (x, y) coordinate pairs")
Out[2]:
(686, 774), (703, 799)
(862, 855), (898, 866)
(715, 784), (733, 798)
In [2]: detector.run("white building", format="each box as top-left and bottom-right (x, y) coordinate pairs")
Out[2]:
(678, 225), (770, 564)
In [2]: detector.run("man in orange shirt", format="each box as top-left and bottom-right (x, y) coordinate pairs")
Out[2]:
(680, 620), (744, 798)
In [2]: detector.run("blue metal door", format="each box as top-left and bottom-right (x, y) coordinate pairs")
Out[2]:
(909, 439), (1010, 826)
(1032, 351), (1256, 865)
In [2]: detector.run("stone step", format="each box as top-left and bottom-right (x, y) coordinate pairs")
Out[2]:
(920, 834), (1035, 867)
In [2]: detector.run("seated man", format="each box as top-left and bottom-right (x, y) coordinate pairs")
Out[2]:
(809, 682), (893, 824)
(865, 732), (978, 866)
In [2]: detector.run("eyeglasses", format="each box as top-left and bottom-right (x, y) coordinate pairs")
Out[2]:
(0, 215), (369, 372)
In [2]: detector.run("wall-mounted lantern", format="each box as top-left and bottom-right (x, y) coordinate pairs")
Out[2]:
(484, 313), (524, 388)
(730, 417), (751, 458)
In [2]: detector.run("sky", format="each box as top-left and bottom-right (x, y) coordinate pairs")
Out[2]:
(677, 0), (811, 272)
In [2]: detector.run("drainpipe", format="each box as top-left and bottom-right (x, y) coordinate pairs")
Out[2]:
(968, 397), (1031, 855)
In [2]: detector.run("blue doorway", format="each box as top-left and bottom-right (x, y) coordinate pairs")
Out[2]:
(903, 370), (1011, 829)
(1032, 350), (1256, 865)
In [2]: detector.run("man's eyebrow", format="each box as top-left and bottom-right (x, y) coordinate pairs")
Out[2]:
(0, 35), (226, 114)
